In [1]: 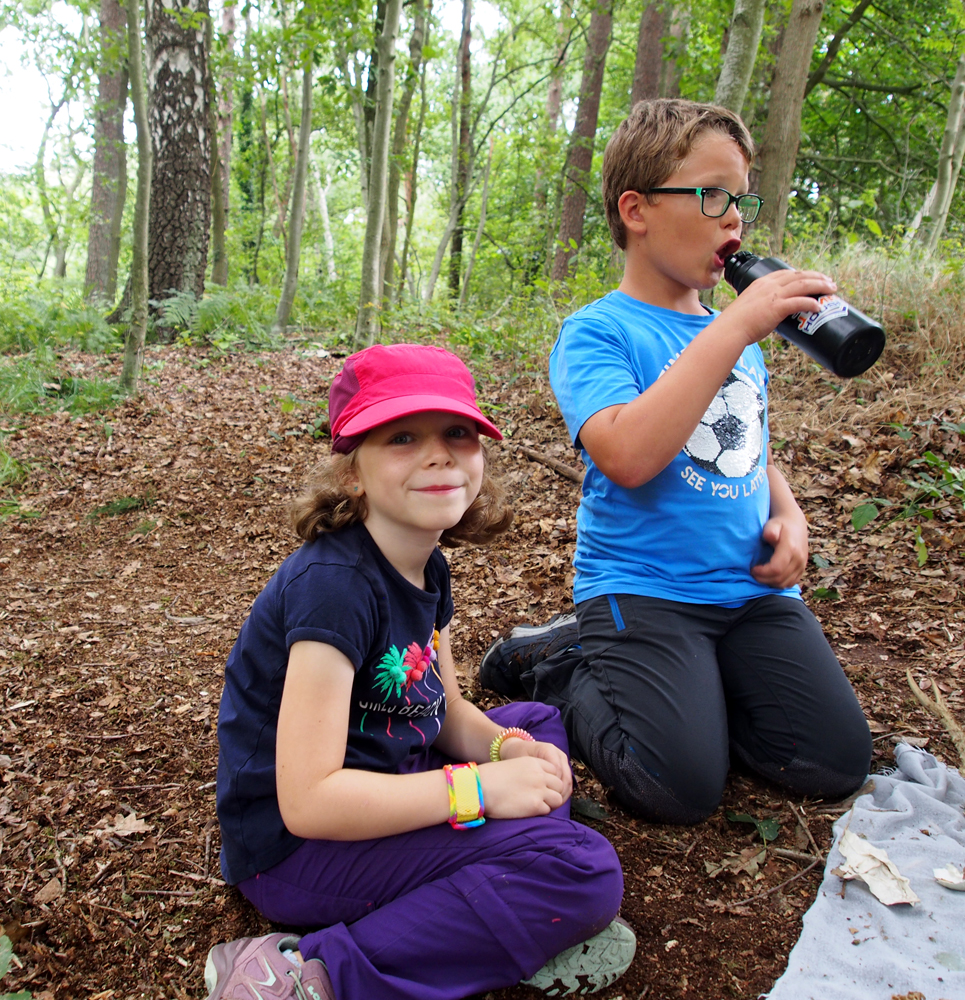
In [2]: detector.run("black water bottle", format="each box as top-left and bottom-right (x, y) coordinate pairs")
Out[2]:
(723, 251), (886, 378)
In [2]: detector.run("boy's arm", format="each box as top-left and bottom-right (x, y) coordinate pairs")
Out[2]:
(579, 269), (837, 488)
(750, 446), (809, 589)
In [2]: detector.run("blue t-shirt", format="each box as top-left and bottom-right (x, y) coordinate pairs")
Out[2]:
(549, 290), (801, 606)
(216, 521), (454, 884)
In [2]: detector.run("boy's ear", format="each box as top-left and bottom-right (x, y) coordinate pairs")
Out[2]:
(618, 190), (649, 236)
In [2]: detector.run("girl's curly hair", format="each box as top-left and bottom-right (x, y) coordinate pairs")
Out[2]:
(290, 444), (513, 546)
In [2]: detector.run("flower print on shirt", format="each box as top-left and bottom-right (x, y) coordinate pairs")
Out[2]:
(374, 628), (442, 700)
(367, 628), (445, 745)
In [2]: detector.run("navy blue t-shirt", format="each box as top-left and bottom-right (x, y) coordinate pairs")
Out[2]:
(216, 521), (454, 884)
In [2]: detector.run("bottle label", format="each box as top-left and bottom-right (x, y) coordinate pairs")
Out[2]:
(794, 294), (849, 336)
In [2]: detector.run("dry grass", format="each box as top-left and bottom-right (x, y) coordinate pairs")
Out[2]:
(756, 244), (965, 440)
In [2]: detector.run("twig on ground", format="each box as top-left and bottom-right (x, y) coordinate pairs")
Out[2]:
(130, 889), (196, 898)
(736, 857), (822, 906)
(772, 847), (821, 863)
(788, 802), (824, 858)
(511, 444), (585, 484)
(906, 669), (965, 764)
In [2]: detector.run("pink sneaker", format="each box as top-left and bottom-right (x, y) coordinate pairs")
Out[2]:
(204, 932), (336, 1000)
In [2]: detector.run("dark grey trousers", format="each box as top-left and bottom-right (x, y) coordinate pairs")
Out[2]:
(522, 594), (872, 825)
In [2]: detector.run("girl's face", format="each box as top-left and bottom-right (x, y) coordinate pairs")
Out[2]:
(351, 410), (485, 540)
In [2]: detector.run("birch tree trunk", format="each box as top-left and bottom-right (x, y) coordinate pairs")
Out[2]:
(713, 0), (766, 114)
(631, 2), (665, 105)
(458, 137), (493, 308)
(217, 2), (235, 214)
(85, 0), (129, 304)
(354, 0), (403, 347)
(311, 159), (337, 281)
(756, 0), (825, 253)
(273, 54), (314, 334)
(383, 0), (428, 306)
(551, 0), (613, 283)
(398, 50), (428, 302)
(120, 0), (152, 392)
(922, 53), (965, 253)
(146, 0), (211, 305)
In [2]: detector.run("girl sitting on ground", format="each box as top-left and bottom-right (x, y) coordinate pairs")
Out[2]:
(206, 343), (636, 1000)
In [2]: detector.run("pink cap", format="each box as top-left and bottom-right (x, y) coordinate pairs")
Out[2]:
(328, 344), (502, 453)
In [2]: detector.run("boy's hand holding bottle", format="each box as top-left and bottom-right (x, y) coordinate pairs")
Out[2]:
(718, 267), (838, 348)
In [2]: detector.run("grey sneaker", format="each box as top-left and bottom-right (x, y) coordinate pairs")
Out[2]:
(478, 612), (580, 696)
(204, 932), (335, 1000)
(522, 916), (637, 996)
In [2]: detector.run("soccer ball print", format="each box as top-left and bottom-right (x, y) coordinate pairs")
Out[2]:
(684, 370), (764, 479)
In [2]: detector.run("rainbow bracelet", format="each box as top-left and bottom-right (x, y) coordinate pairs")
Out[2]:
(444, 762), (485, 829)
(489, 727), (536, 762)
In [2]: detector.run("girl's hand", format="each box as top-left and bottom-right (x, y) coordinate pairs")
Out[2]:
(722, 268), (837, 347)
(477, 756), (568, 819)
(497, 738), (573, 801)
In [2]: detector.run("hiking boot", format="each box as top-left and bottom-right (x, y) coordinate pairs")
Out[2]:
(522, 916), (637, 996)
(478, 612), (580, 696)
(204, 932), (336, 1000)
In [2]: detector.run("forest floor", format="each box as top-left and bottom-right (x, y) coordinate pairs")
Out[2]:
(0, 339), (963, 1000)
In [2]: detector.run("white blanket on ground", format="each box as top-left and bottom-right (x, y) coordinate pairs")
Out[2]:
(765, 744), (965, 1000)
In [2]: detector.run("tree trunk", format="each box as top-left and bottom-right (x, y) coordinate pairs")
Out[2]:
(713, 0), (766, 114)
(804, 0), (872, 97)
(146, 0), (211, 306)
(551, 0), (613, 283)
(383, 0), (428, 307)
(311, 160), (337, 281)
(756, 0), (825, 253)
(458, 136), (493, 308)
(354, 0), (403, 346)
(382, 0), (432, 305)
(398, 46), (429, 302)
(206, 15), (228, 285)
(448, 0), (472, 299)
(85, 0), (129, 304)
(631, 2), (665, 105)
(273, 54), (314, 334)
(120, 0), (152, 392)
(658, 5), (689, 99)
(217, 2), (235, 214)
(922, 53), (965, 253)
(535, 1), (569, 227)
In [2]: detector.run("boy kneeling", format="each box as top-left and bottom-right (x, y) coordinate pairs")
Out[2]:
(481, 99), (872, 825)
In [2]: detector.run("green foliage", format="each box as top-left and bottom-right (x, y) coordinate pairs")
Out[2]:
(0, 934), (31, 1000)
(87, 493), (156, 519)
(0, 286), (120, 355)
(0, 354), (123, 416)
(851, 421), (965, 564)
(0, 448), (27, 490)
(726, 811), (781, 843)
(155, 287), (281, 352)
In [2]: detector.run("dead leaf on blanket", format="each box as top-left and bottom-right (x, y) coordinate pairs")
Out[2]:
(934, 862), (965, 890)
(832, 829), (920, 905)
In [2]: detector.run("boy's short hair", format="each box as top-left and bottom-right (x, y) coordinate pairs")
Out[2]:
(603, 98), (755, 250)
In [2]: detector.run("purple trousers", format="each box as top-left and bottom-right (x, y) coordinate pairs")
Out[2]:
(238, 703), (623, 1000)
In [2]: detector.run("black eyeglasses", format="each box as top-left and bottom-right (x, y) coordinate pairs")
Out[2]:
(641, 187), (763, 223)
